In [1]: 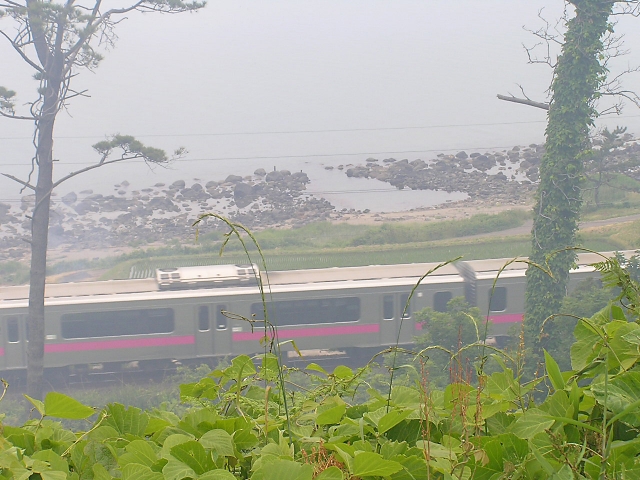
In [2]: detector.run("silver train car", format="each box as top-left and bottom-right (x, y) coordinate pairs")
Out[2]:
(0, 253), (614, 373)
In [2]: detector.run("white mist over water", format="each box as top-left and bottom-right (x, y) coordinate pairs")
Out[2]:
(1, 1), (639, 213)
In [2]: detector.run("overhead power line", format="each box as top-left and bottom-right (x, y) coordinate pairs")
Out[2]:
(1, 114), (640, 141)
(0, 143), (533, 166)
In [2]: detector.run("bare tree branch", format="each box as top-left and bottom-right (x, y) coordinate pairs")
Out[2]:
(1, 172), (36, 190)
(496, 94), (550, 110)
(50, 153), (144, 190)
(0, 110), (36, 120)
(0, 30), (45, 73)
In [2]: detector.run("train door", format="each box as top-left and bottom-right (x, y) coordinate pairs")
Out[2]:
(2, 315), (26, 369)
(195, 305), (214, 358)
(380, 294), (413, 345)
(397, 293), (414, 344)
(212, 304), (232, 356)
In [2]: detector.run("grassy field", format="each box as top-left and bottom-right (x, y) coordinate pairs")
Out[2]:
(2, 207), (638, 284)
(114, 219), (637, 279)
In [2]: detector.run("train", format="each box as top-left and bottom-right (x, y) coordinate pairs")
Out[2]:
(0, 252), (621, 375)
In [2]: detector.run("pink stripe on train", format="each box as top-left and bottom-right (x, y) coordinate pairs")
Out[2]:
(487, 313), (524, 324)
(233, 323), (380, 342)
(415, 313), (524, 330)
(0, 347), (4, 357)
(44, 335), (195, 353)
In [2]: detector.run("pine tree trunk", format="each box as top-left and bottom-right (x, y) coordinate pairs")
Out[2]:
(26, 45), (63, 400)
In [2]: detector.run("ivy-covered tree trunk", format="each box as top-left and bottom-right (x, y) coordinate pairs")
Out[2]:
(525, 0), (613, 361)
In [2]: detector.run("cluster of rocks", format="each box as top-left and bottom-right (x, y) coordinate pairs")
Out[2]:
(1, 137), (638, 263)
(0, 169), (334, 261)
(344, 144), (543, 204)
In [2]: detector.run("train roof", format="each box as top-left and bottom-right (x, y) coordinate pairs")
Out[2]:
(0, 250), (630, 307)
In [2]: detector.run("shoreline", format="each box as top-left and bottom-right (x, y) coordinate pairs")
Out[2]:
(45, 200), (532, 265)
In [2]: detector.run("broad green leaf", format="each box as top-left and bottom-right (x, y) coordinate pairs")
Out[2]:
(606, 321), (640, 371)
(509, 409), (554, 439)
(551, 464), (574, 479)
(39, 472), (67, 480)
(364, 406), (387, 428)
(471, 439), (503, 480)
(24, 395), (45, 416)
(170, 441), (214, 475)
(180, 378), (219, 401)
(2, 426), (36, 454)
(415, 441), (457, 460)
(117, 439), (159, 468)
(496, 433), (528, 465)
(542, 390), (570, 419)
(121, 463), (164, 480)
(571, 317), (604, 372)
(252, 458), (313, 480)
(332, 365), (353, 379)
(199, 429), (235, 457)
(162, 458), (197, 480)
(384, 418), (422, 444)
(592, 371), (640, 426)
(259, 353), (281, 380)
(377, 409), (412, 434)
(43, 392), (95, 420)
(380, 441), (407, 459)
(485, 412), (514, 435)
(621, 329), (640, 345)
(315, 466), (344, 480)
(544, 349), (565, 391)
(306, 363), (328, 375)
(31, 450), (68, 474)
(352, 452), (403, 477)
(316, 404), (346, 426)
(199, 470), (237, 480)
(91, 464), (112, 480)
(233, 428), (259, 451)
(391, 454), (429, 480)
(160, 434), (195, 460)
(103, 404), (149, 437)
(228, 354), (257, 378)
(390, 386), (421, 406)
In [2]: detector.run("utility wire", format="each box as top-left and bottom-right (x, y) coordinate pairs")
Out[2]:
(0, 143), (535, 166)
(2, 113), (640, 141)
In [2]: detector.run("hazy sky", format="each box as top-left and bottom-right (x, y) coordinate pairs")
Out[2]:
(1, 1), (639, 199)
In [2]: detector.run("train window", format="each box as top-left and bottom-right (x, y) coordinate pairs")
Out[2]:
(400, 294), (411, 319)
(216, 305), (228, 330)
(198, 306), (210, 331)
(250, 297), (360, 326)
(61, 308), (174, 339)
(433, 291), (452, 312)
(7, 317), (19, 343)
(383, 295), (394, 320)
(489, 287), (507, 312)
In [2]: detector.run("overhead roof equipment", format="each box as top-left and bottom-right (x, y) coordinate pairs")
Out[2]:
(156, 264), (260, 290)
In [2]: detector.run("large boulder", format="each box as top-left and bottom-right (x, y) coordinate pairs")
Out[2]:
(225, 175), (243, 183)
(471, 155), (495, 171)
(234, 182), (254, 208)
(61, 191), (77, 205)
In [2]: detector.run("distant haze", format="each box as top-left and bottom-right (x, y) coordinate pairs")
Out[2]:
(1, 1), (639, 205)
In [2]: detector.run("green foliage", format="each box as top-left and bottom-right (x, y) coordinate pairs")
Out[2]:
(413, 297), (487, 387)
(348, 211), (527, 247)
(3, 258), (640, 478)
